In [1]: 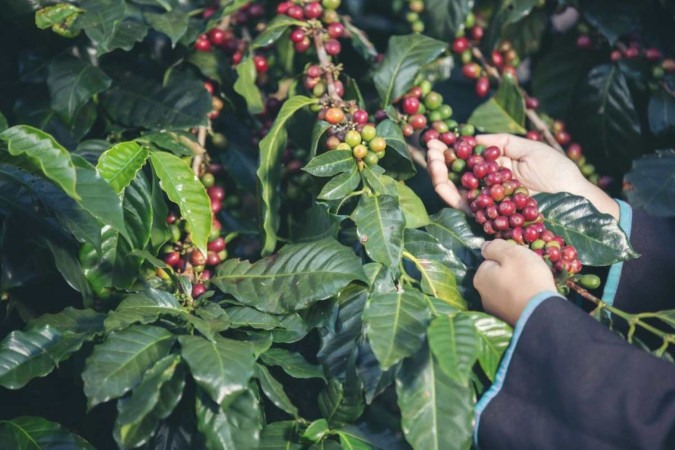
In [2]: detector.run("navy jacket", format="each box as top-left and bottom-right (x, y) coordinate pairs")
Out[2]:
(474, 201), (675, 449)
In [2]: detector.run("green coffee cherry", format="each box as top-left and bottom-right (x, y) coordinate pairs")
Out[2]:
(579, 274), (601, 290)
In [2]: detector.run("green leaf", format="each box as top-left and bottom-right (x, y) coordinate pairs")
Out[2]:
(363, 290), (430, 370)
(318, 378), (365, 428)
(483, 0), (537, 52)
(570, 64), (643, 175)
(648, 89), (675, 138)
(0, 416), (93, 449)
(375, 119), (415, 180)
(150, 151), (212, 255)
(150, 170), (171, 250)
(213, 238), (367, 314)
(373, 34), (447, 106)
(425, 0), (474, 40)
(318, 167), (361, 200)
(251, 15), (305, 49)
(304, 150), (356, 177)
(395, 182), (429, 228)
(82, 325), (175, 408)
(255, 363), (299, 416)
(537, 192), (639, 265)
(290, 202), (345, 243)
(40, 237), (94, 306)
(352, 194), (405, 272)
(36, 4), (83, 29)
(227, 307), (282, 330)
(336, 429), (373, 450)
(427, 208), (483, 257)
(464, 312), (512, 381)
(501, 9), (547, 57)
(258, 95), (318, 255)
(144, 10), (189, 47)
(624, 150), (675, 217)
(143, 131), (194, 156)
(114, 355), (184, 448)
(581, 0), (639, 46)
(0, 125), (78, 199)
(260, 348), (325, 380)
(105, 290), (183, 331)
(309, 120), (331, 158)
(427, 314), (479, 383)
(343, 19), (378, 63)
(403, 229), (467, 309)
(396, 347), (474, 450)
(96, 141), (150, 194)
(179, 335), (256, 407)
(195, 389), (262, 450)
(47, 56), (111, 120)
(468, 75), (526, 133)
(78, 0), (147, 55)
(0, 326), (61, 389)
(102, 77), (211, 130)
(234, 57), (265, 115)
(259, 421), (302, 450)
(27, 307), (104, 361)
(302, 419), (329, 442)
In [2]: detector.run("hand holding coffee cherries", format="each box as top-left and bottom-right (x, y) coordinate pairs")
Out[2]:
(427, 134), (619, 220)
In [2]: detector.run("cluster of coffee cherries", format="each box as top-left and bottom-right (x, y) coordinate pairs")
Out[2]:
(194, 3), (268, 70)
(203, 81), (226, 120)
(319, 105), (387, 167)
(404, 0), (426, 33)
(610, 43), (674, 81)
(161, 165), (230, 298)
(303, 64), (345, 98)
(443, 136), (584, 281)
(279, 0), (345, 54)
(395, 82), (458, 141)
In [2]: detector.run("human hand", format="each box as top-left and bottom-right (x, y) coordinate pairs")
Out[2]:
(474, 239), (557, 326)
(426, 134), (619, 219)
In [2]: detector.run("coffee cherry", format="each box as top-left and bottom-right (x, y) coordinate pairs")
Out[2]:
(369, 137), (387, 153)
(471, 26), (484, 41)
(624, 46), (640, 59)
(345, 130), (362, 148)
(482, 146), (500, 162)
(325, 39), (342, 56)
(290, 28), (306, 43)
(525, 96), (539, 110)
(195, 37), (211, 52)
(192, 283), (207, 298)
(440, 132), (456, 145)
(205, 251), (220, 266)
(576, 34), (592, 49)
(489, 184), (505, 201)
(353, 109), (368, 125)
(322, 0), (341, 9)
(208, 28), (227, 45)
(409, 114), (427, 130)
(523, 225), (540, 243)
(353, 144), (368, 159)
(462, 63), (481, 79)
(498, 200), (516, 216)
(421, 129), (439, 144)
(561, 246), (577, 262)
(208, 186), (225, 202)
(526, 130), (541, 141)
(663, 58), (675, 72)
(253, 55), (269, 73)
(191, 250), (207, 266)
(402, 96), (421, 115)
(476, 76), (490, 97)
(164, 251), (181, 267)
(327, 22), (345, 38)
(295, 37), (312, 52)
(645, 48), (663, 62)
(461, 172), (480, 190)
(452, 37), (470, 53)
(287, 5), (304, 19)
(325, 107), (345, 124)
(208, 237), (226, 252)
(361, 125), (377, 141)
(211, 198), (222, 213)
(555, 130), (571, 146)
(364, 152), (379, 166)
(454, 141), (472, 160)
(491, 50), (504, 67)
(304, 2), (323, 19)
(424, 92), (443, 110)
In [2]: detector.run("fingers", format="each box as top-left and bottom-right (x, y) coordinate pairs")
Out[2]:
(480, 239), (517, 264)
(476, 133), (536, 160)
(427, 141), (463, 209)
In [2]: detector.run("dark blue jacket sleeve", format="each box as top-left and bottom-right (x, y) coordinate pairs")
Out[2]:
(474, 203), (675, 449)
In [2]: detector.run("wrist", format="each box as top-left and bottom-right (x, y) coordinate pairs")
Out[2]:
(572, 182), (620, 220)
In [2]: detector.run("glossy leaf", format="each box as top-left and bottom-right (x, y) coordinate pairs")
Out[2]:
(570, 64), (642, 175)
(102, 77), (211, 130)
(336, 429), (373, 450)
(96, 141), (149, 194)
(352, 194), (405, 272)
(464, 312), (512, 381)
(581, 0), (639, 45)
(468, 76), (526, 133)
(290, 202), (345, 243)
(373, 34), (448, 106)
(255, 363), (299, 417)
(78, 0), (147, 55)
(0, 416), (93, 449)
(425, 0), (474, 40)
(0, 326), (61, 389)
(318, 167), (361, 200)
(309, 120), (331, 158)
(259, 421), (302, 450)
(483, 0), (537, 51)
(363, 290), (430, 370)
(195, 389), (262, 450)
(251, 15), (305, 49)
(144, 10), (189, 47)
(260, 348), (325, 380)
(35, 4), (83, 29)
(234, 57), (265, 115)
(344, 19), (377, 63)
(257, 95), (318, 255)
(537, 192), (638, 265)
(179, 335), (256, 407)
(648, 89), (675, 138)
(150, 151), (212, 255)
(0, 125), (78, 199)
(47, 56), (111, 120)
(227, 307), (283, 330)
(82, 325), (175, 408)
(104, 290), (183, 331)
(213, 238), (367, 314)
(427, 314), (479, 383)
(318, 378), (365, 427)
(427, 208), (484, 257)
(396, 348), (474, 450)
(303, 150), (356, 177)
(376, 119), (415, 180)
(394, 182), (429, 228)
(114, 355), (183, 448)
(624, 150), (675, 217)
(28, 307), (104, 361)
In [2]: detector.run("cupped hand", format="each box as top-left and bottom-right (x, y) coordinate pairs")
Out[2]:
(474, 239), (557, 325)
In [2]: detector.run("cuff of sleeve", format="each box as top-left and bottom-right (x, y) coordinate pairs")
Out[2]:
(473, 291), (566, 449)
(600, 199), (633, 306)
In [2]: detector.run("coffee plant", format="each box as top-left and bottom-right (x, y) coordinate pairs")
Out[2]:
(0, 0), (673, 448)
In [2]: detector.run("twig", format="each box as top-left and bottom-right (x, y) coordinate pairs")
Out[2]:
(471, 47), (565, 154)
(179, 129), (207, 176)
(312, 32), (340, 101)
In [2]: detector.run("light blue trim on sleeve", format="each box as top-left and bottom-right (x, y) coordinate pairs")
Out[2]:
(473, 292), (566, 449)
(600, 199), (633, 306)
